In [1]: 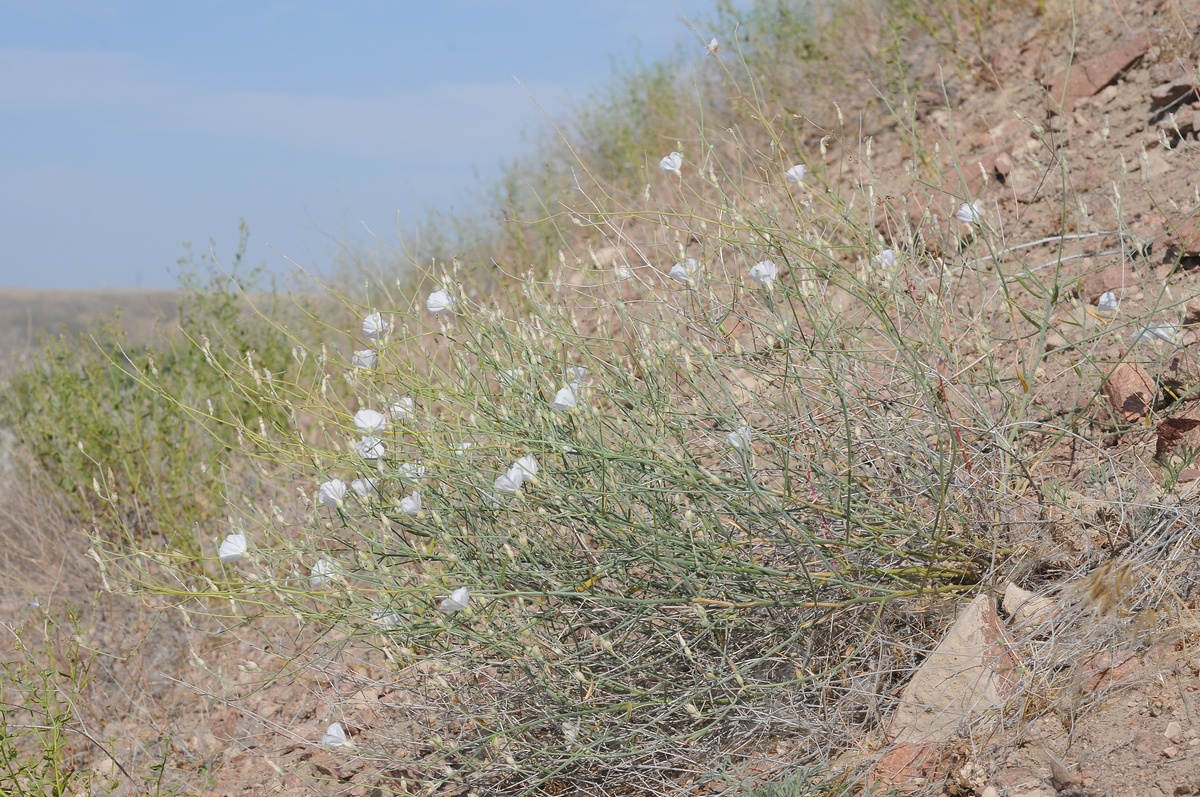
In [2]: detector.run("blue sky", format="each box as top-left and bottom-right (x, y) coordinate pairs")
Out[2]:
(0, 1), (727, 289)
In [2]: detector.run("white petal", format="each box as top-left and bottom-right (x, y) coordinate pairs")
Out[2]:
(397, 463), (425, 483)
(873, 249), (897, 269)
(552, 385), (578, 410)
(218, 533), (247, 564)
(669, 258), (699, 283)
(400, 491), (421, 515)
(784, 164), (807, 184)
(352, 349), (377, 369)
(617, 266), (632, 280)
(353, 409), (387, 435)
(748, 260), (778, 287)
(351, 477), (376, 498)
(322, 722), (349, 748)
(356, 436), (385, 460)
(513, 455), (539, 479)
(362, 311), (389, 340)
(494, 472), (523, 494)
(426, 289), (456, 315)
(390, 396), (414, 420)
(1096, 290), (1118, 316)
(565, 366), (589, 385)
(659, 152), (683, 175)
(318, 479), (348, 508)
(955, 201), (983, 225)
(310, 559), (335, 589)
(439, 586), (471, 612)
(498, 369), (522, 386)
(727, 426), (753, 451)
(705, 37), (719, 55)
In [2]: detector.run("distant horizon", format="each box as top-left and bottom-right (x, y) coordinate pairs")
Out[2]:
(0, 1), (732, 290)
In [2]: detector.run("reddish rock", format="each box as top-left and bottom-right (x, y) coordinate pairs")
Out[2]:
(1079, 262), (1138, 302)
(1166, 215), (1200, 258)
(1156, 405), (1200, 460)
(1080, 650), (1140, 693)
(1102, 362), (1156, 422)
(1044, 35), (1151, 113)
(872, 742), (935, 786)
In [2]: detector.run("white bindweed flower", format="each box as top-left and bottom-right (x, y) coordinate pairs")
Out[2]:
(498, 368), (522, 386)
(310, 559), (335, 589)
(362, 310), (389, 340)
(356, 436), (385, 461)
(322, 722), (353, 749)
(565, 366), (589, 385)
(400, 491), (421, 515)
(494, 470), (523, 494)
(353, 409), (387, 435)
(1132, 322), (1177, 344)
(659, 151), (683, 175)
(512, 455), (539, 481)
(1096, 290), (1118, 316)
(317, 479), (348, 508)
(352, 349), (377, 369)
(397, 462), (426, 483)
(955, 201), (983, 225)
(218, 533), (247, 564)
(705, 37), (719, 55)
(749, 260), (778, 287)
(784, 164), (807, 184)
(439, 586), (470, 612)
(669, 258), (700, 283)
(874, 249), (897, 269)
(426, 289), (456, 315)
(351, 477), (377, 498)
(552, 384), (579, 410)
(390, 396), (415, 420)
(372, 610), (401, 627)
(728, 425), (752, 451)
(617, 266), (632, 280)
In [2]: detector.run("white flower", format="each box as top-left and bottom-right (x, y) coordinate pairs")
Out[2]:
(317, 479), (348, 508)
(351, 477), (377, 498)
(728, 425), (752, 451)
(552, 384), (579, 410)
(310, 559), (335, 589)
(390, 396), (414, 420)
(427, 289), (456, 315)
(955, 201), (983, 225)
(499, 368), (522, 386)
(705, 37), (719, 55)
(494, 470), (523, 494)
(784, 164), (807, 184)
(397, 462), (426, 483)
(873, 249), (897, 269)
(356, 436), (385, 461)
(372, 610), (401, 626)
(659, 151), (683, 175)
(400, 491), (421, 515)
(512, 455), (539, 480)
(1132, 323), (1177, 344)
(218, 533), (247, 564)
(362, 310), (389, 340)
(1096, 290), (1118, 316)
(352, 349), (377, 369)
(353, 409), (387, 435)
(566, 366), (589, 385)
(322, 722), (353, 749)
(669, 258), (700, 283)
(617, 266), (632, 280)
(748, 260), (778, 287)
(439, 586), (470, 612)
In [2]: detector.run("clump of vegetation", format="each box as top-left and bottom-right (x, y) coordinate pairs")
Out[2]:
(6, 0), (1200, 794)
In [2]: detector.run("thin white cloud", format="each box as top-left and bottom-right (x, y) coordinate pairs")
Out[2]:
(0, 47), (566, 161)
